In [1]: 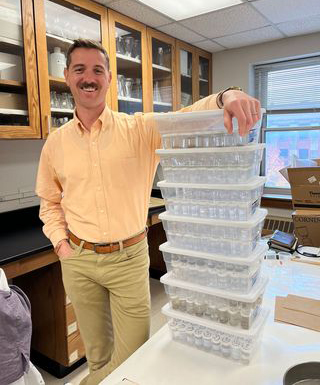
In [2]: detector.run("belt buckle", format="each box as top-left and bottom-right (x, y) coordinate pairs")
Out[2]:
(93, 242), (110, 253)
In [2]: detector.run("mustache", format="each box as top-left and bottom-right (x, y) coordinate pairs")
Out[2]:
(80, 82), (98, 88)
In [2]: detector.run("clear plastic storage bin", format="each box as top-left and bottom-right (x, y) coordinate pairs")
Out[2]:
(160, 242), (267, 293)
(159, 209), (267, 257)
(158, 177), (266, 221)
(162, 303), (269, 363)
(161, 272), (268, 330)
(157, 144), (265, 184)
(153, 109), (264, 148)
(156, 145), (265, 168)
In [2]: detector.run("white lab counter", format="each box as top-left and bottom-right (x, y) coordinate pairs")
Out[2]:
(100, 259), (320, 385)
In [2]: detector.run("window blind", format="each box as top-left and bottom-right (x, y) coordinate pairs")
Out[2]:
(254, 56), (320, 111)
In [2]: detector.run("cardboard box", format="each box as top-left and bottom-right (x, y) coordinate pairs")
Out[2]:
(281, 159), (320, 210)
(292, 209), (320, 247)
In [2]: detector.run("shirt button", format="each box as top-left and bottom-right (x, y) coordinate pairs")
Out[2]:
(97, 187), (101, 191)
(100, 209), (104, 213)
(103, 232), (107, 236)
(94, 163), (98, 167)
(92, 142), (96, 145)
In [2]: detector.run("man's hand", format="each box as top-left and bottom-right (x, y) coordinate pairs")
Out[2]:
(55, 239), (75, 259)
(222, 90), (261, 136)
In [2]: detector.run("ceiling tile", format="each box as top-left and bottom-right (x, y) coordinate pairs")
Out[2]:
(107, 0), (174, 28)
(193, 40), (225, 53)
(276, 15), (320, 37)
(180, 3), (269, 39)
(252, 0), (320, 24)
(214, 26), (284, 49)
(158, 23), (204, 43)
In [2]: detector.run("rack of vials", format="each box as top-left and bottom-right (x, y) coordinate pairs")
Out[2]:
(153, 108), (269, 364)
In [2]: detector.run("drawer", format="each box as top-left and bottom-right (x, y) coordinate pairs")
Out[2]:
(67, 331), (85, 365)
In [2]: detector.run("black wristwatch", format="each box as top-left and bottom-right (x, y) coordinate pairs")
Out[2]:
(216, 86), (243, 109)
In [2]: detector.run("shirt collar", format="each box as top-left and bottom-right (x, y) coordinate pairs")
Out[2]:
(73, 105), (111, 136)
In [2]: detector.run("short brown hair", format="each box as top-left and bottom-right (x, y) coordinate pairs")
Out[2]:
(66, 39), (110, 70)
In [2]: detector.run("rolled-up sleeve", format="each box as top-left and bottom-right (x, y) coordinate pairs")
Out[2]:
(35, 141), (68, 247)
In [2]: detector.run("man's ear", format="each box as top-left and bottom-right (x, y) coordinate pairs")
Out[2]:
(64, 67), (69, 86)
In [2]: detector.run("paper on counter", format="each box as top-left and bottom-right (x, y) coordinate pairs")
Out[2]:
(275, 295), (320, 332)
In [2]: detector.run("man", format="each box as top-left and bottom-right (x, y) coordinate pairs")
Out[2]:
(36, 39), (261, 385)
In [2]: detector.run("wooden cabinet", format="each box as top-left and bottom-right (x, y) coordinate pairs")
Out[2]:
(13, 259), (86, 370)
(108, 10), (149, 114)
(147, 28), (177, 112)
(176, 41), (196, 109)
(34, 0), (109, 138)
(197, 48), (212, 100)
(0, 0), (40, 138)
(0, 0), (212, 138)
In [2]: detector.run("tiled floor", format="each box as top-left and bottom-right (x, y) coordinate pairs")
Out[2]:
(38, 278), (167, 385)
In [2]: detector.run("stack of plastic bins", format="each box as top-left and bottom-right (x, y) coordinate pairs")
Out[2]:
(153, 109), (269, 363)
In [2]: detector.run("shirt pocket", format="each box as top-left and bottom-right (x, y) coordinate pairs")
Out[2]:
(109, 154), (139, 189)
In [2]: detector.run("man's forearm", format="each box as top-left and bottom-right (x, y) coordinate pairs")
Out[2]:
(39, 197), (68, 247)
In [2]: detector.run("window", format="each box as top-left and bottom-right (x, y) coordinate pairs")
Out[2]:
(254, 56), (320, 193)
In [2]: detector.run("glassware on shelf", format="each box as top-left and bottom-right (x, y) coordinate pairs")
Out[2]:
(133, 78), (142, 99)
(50, 91), (60, 108)
(117, 74), (126, 97)
(153, 81), (161, 102)
(60, 92), (69, 109)
(124, 36), (134, 57)
(132, 39), (141, 60)
(125, 78), (134, 98)
(116, 34), (125, 54)
(158, 47), (164, 66)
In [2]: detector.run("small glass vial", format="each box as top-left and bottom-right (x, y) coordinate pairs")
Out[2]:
(177, 321), (187, 342)
(211, 332), (221, 354)
(171, 295), (180, 310)
(194, 299), (205, 317)
(221, 335), (232, 358)
(229, 300), (240, 327)
(202, 329), (213, 352)
(240, 341), (252, 364)
(231, 338), (241, 361)
(193, 328), (203, 349)
(186, 324), (195, 345)
(186, 296), (194, 315)
(168, 319), (179, 340)
(217, 301), (229, 324)
(240, 304), (251, 330)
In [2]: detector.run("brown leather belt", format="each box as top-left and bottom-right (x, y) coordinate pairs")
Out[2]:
(68, 230), (147, 254)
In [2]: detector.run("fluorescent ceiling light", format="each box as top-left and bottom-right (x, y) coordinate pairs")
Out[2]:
(139, 0), (243, 20)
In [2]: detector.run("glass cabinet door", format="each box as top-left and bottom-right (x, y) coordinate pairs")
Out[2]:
(115, 23), (143, 114)
(148, 29), (175, 112)
(34, 0), (108, 137)
(108, 11), (147, 115)
(198, 49), (211, 100)
(0, 0), (40, 138)
(176, 42), (195, 109)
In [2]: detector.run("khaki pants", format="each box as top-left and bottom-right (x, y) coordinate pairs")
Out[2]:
(60, 238), (151, 385)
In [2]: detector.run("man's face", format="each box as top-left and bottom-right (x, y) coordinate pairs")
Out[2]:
(64, 47), (112, 110)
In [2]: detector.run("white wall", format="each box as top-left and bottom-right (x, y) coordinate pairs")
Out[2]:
(212, 32), (320, 95)
(0, 140), (44, 212)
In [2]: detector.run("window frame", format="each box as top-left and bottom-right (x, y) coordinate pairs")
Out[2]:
(254, 56), (320, 195)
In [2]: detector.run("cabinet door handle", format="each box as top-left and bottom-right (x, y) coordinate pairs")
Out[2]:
(45, 115), (51, 134)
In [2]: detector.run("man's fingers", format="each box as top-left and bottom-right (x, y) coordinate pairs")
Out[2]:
(224, 109), (233, 134)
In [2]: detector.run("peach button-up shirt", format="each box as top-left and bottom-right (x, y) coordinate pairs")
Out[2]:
(36, 95), (219, 247)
